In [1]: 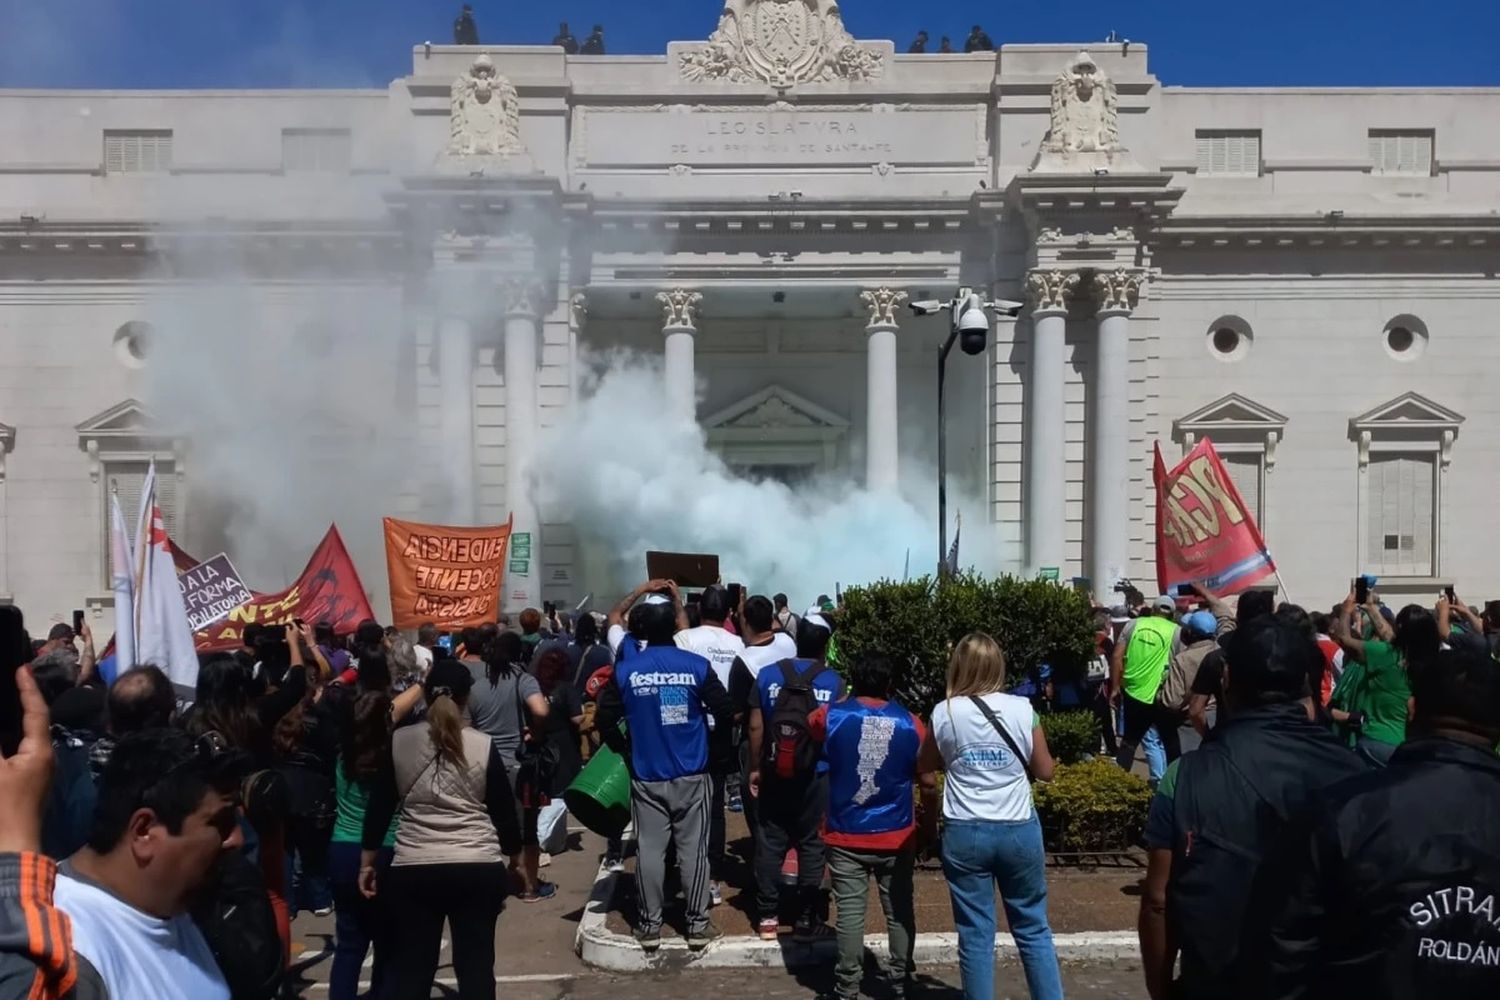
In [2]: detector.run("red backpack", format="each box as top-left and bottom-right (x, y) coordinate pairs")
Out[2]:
(765, 659), (822, 780)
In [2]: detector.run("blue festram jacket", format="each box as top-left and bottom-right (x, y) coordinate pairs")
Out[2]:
(595, 641), (735, 783)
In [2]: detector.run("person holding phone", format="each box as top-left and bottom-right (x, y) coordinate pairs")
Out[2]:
(1329, 586), (1436, 767)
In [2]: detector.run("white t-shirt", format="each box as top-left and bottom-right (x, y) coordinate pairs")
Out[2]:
(930, 691), (1038, 823)
(414, 643), (434, 674)
(674, 624), (746, 688)
(738, 633), (798, 677)
(55, 868), (231, 1000)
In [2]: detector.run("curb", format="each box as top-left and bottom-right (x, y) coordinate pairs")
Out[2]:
(574, 862), (1139, 972)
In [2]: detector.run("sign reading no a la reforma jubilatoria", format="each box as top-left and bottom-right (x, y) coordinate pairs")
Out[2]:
(177, 554), (256, 633)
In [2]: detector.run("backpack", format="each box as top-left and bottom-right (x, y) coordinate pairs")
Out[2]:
(191, 839), (285, 1000)
(764, 659), (821, 780)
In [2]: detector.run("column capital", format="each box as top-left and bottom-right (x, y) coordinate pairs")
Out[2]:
(860, 287), (908, 329)
(1090, 267), (1143, 315)
(500, 276), (547, 319)
(656, 288), (703, 331)
(1025, 269), (1080, 313)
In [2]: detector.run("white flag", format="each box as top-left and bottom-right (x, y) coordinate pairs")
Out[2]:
(133, 461), (199, 693)
(109, 492), (137, 677)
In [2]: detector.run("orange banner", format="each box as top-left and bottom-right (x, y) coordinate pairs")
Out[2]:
(383, 516), (513, 629)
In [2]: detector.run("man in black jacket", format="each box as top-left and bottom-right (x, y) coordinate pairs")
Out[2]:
(1137, 615), (1367, 1000)
(1267, 646), (1500, 999)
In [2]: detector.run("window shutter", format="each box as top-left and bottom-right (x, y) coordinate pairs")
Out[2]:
(103, 131), (172, 173)
(1367, 455), (1434, 576)
(282, 129), (351, 172)
(101, 461), (180, 582)
(1369, 130), (1433, 175)
(1195, 131), (1261, 176)
(1223, 453), (1262, 527)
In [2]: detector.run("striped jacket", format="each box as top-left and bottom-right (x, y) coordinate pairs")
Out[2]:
(0, 853), (101, 1000)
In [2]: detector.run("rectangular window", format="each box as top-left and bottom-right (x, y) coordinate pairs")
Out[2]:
(103, 130), (173, 173)
(1368, 129), (1434, 175)
(101, 461), (179, 586)
(281, 128), (352, 172)
(1222, 452), (1263, 528)
(1195, 130), (1262, 176)
(1365, 454), (1435, 576)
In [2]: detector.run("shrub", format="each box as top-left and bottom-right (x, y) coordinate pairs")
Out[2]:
(1033, 759), (1153, 855)
(836, 573), (1096, 718)
(1040, 710), (1100, 765)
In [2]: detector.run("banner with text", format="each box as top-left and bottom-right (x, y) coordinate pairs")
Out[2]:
(193, 526), (376, 651)
(1154, 439), (1276, 597)
(177, 554), (255, 632)
(384, 516), (513, 629)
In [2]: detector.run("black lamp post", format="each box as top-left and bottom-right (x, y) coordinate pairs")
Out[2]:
(933, 290), (994, 578)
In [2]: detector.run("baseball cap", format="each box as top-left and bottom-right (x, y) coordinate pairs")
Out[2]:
(1108, 604), (1132, 624)
(1183, 611), (1217, 637)
(1153, 595), (1176, 614)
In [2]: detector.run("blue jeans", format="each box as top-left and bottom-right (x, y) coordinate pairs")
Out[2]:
(328, 841), (391, 1000)
(1142, 726), (1167, 783)
(941, 816), (1063, 1000)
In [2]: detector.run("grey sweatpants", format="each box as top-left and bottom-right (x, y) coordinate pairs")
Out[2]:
(631, 773), (712, 935)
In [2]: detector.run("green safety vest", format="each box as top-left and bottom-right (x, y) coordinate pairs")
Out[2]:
(1123, 615), (1177, 704)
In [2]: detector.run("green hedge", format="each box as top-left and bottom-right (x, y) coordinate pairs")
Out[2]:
(836, 573), (1096, 718)
(1040, 710), (1101, 765)
(1033, 759), (1154, 854)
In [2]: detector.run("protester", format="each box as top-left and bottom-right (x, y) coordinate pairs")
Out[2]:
(315, 622), (351, 676)
(272, 665), (337, 919)
(1111, 595), (1184, 777)
(328, 691), (395, 1000)
(747, 611), (844, 943)
(414, 623), (439, 675)
(517, 609), (545, 659)
(1155, 610), (1220, 755)
(674, 585), (744, 905)
(1266, 645), (1500, 999)
(55, 728), (247, 999)
(1329, 589), (1436, 766)
(465, 630), (552, 901)
(531, 647), (585, 854)
(571, 612), (612, 696)
(773, 593), (800, 639)
(1187, 587), (1272, 735)
(91, 665), (176, 777)
(926, 633), (1062, 1000)
(1308, 611), (1345, 706)
(0, 663), (86, 1000)
(595, 584), (734, 953)
(361, 660), (521, 1000)
(939, 36), (954, 53)
(1137, 616), (1367, 1000)
(726, 595), (797, 843)
(811, 651), (938, 1000)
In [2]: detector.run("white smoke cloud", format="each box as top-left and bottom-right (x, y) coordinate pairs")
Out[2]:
(537, 352), (1015, 607)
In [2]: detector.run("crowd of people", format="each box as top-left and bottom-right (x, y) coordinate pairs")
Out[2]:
(907, 26), (995, 55)
(0, 570), (1496, 1000)
(451, 7), (607, 54)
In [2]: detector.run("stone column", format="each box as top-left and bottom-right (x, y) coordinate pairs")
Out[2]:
(860, 287), (907, 492)
(1024, 270), (1077, 576)
(502, 278), (545, 612)
(1089, 268), (1142, 600)
(656, 288), (702, 423)
(436, 315), (476, 525)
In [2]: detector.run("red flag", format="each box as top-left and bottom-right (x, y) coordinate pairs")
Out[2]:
(190, 526), (376, 650)
(1154, 437), (1275, 597)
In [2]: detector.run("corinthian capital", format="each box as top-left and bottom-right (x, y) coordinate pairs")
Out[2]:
(656, 288), (703, 330)
(500, 277), (546, 318)
(1090, 268), (1143, 314)
(860, 287), (908, 328)
(1025, 269), (1080, 312)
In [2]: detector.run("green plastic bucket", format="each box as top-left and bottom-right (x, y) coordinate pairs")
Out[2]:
(564, 741), (632, 838)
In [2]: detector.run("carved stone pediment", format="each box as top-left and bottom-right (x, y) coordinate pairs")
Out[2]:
(1349, 392), (1464, 469)
(679, 0), (883, 88)
(705, 385), (849, 432)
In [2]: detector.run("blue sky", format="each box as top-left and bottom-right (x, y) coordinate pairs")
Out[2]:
(3, 0), (1496, 89)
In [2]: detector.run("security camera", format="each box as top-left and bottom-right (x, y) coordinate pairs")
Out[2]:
(908, 299), (945, 316)
(990, 299), (1024, 318)
(957, 303), (990, 336)
(957, 296), (989, 355)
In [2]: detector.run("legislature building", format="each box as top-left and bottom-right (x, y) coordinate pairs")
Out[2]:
(3, 0), (1500, 630)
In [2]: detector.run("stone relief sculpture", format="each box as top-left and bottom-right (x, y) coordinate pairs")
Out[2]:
(1031, 51), (1137, 173)
(443, 53), (525, 160)
(680, 0), (882, 87)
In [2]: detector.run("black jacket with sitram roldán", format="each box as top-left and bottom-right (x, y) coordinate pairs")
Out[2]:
(1267, 737), (1500, 999)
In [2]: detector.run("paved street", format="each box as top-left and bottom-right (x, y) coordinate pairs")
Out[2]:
(286, 831), (1145, 998)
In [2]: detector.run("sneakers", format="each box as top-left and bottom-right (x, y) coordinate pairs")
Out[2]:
(727, 788), (744, 813)
(633, 926), (662, 954)
(708, 882), (723, 907)
(603, 853), (626, 874)
(757, 917), (780, 941)
(519, 881), (558, 903)
(310, 906), (333, 918)
(686, 922), (723, 952)
(792, 914), (835, 943)
(538, 851), (552, 868)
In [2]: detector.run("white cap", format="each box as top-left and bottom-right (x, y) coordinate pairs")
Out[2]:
(803, 608), (832, 632)
(642, 594), (671, 606)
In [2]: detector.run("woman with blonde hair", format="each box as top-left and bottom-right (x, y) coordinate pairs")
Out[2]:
(920, 632), (1063, 1000)
(359, 659), (521, 999)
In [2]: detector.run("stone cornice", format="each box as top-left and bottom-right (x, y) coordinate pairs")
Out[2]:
(1155, 215), (1500, 251)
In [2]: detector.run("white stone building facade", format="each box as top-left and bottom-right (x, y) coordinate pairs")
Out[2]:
(3, 2), (1499, 632)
